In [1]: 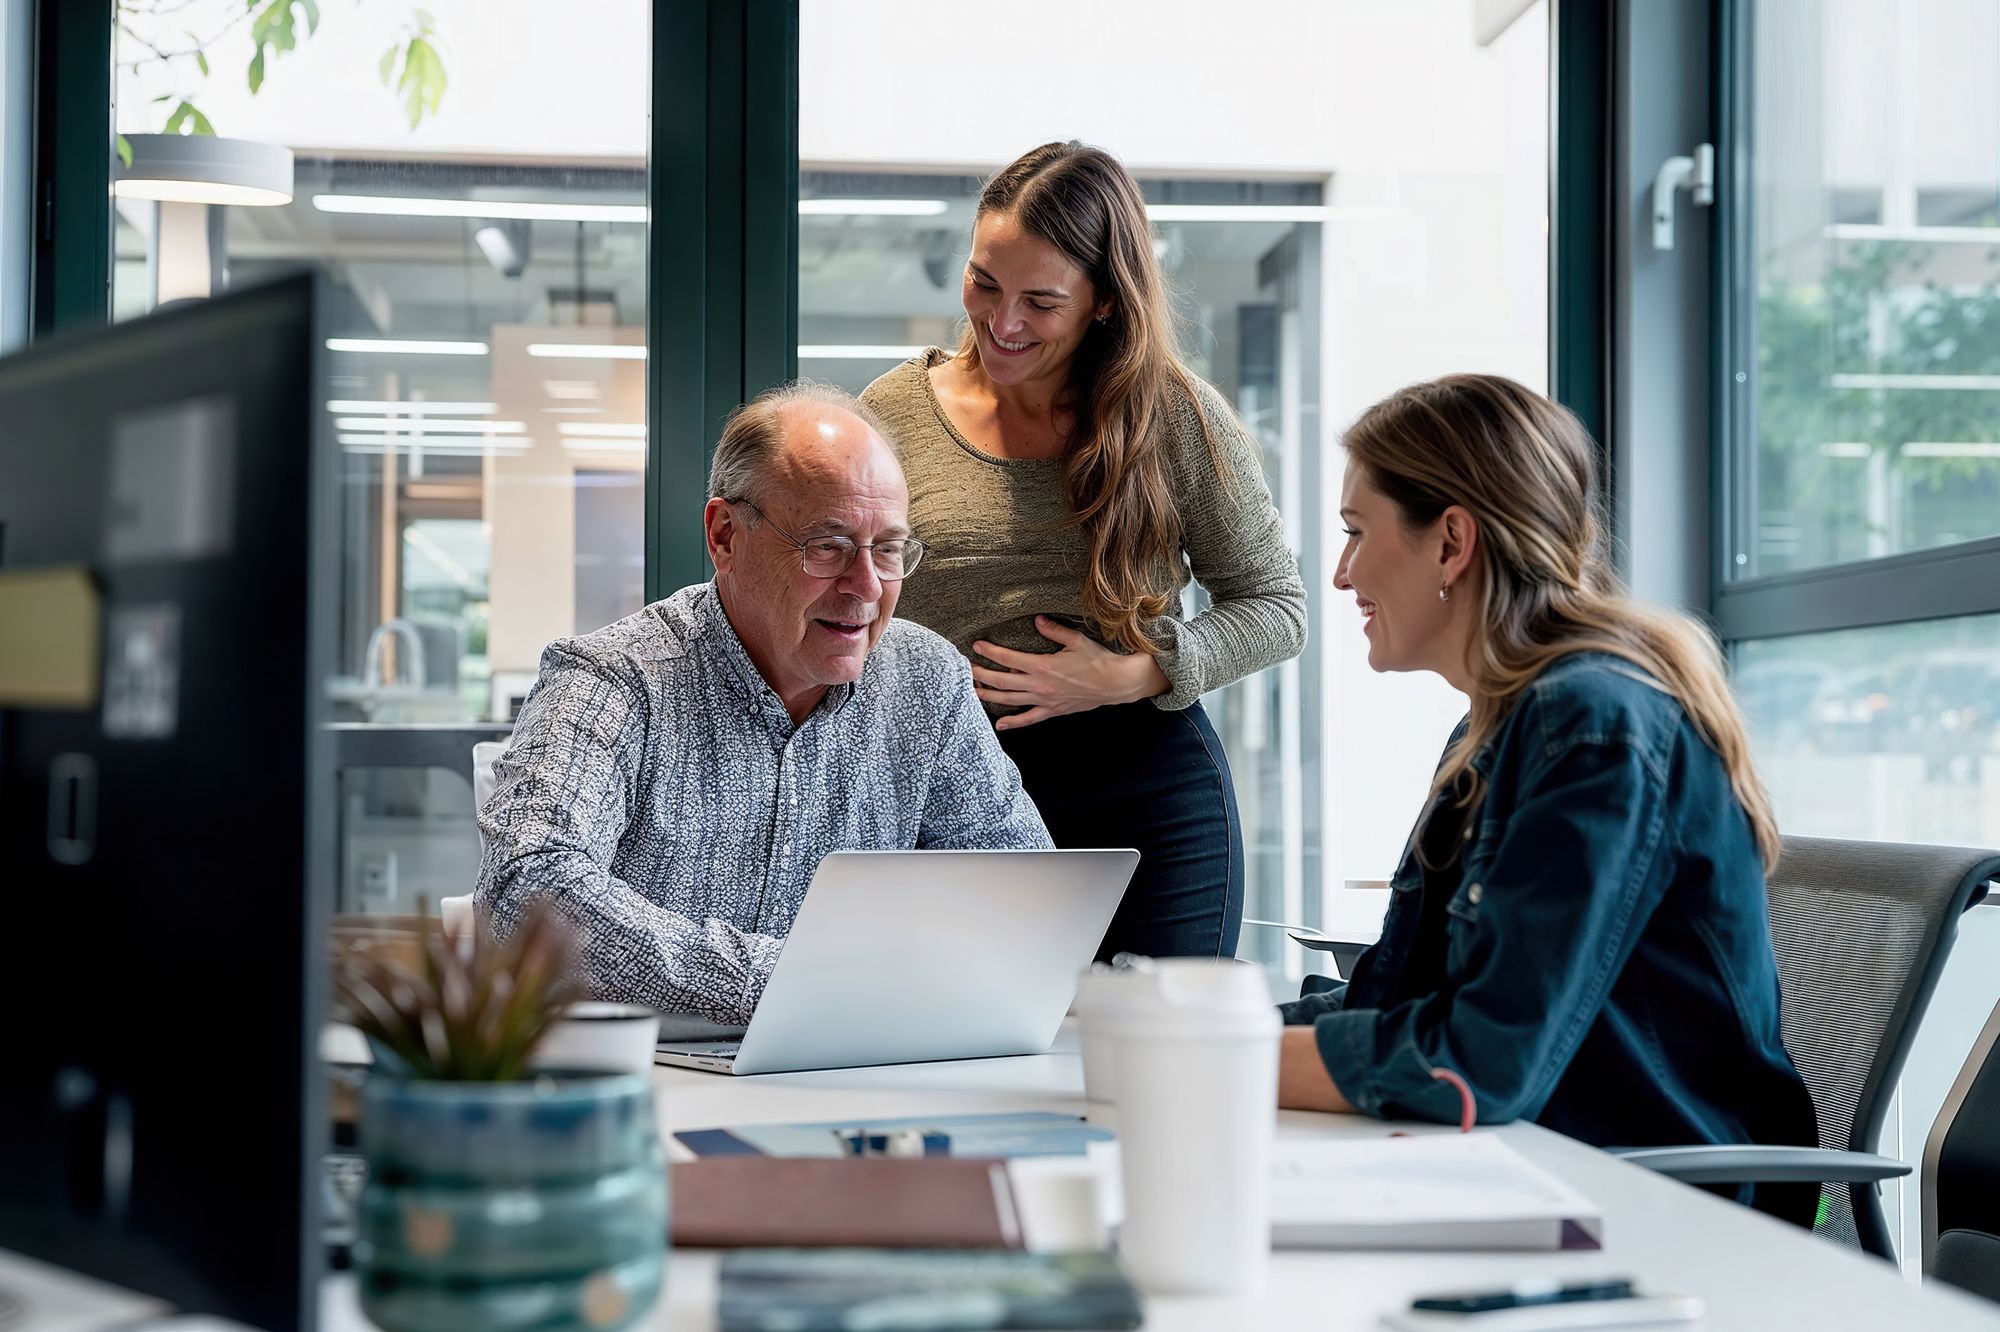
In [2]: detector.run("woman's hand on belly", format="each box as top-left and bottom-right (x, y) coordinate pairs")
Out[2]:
(972, 615), (1171, 730)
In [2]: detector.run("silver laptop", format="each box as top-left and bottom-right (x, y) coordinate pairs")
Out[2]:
(655, 848), (1138, 1075)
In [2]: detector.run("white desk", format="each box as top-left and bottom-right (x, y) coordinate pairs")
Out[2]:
(328, 1025), (2000, 1331)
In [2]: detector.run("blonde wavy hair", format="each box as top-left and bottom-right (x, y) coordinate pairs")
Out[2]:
(955, 140), (1229, 654)
(1345, 374), (1781, 870)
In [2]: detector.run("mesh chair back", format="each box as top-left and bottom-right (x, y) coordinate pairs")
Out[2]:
(1765, 836), (1998, 1253)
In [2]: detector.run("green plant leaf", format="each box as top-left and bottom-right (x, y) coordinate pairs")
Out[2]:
(116, 134), (133, 170)
(378, 44), (397, 87)
(164, 100), (191, 135)
(188, 104), (215, 136)
(396, 35), (446, 129)
(247, 47), (265, 94)
(301, 0), (321, 35)
(195, 50), (210, 77)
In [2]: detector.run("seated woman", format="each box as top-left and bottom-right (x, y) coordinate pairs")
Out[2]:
(1280, 373), (1819, 1223)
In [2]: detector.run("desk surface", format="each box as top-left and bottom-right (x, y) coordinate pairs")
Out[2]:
(328, 1025), (2000, 1332)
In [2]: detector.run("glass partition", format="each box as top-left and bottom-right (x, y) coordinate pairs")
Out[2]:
(799, 0), (1551, 973)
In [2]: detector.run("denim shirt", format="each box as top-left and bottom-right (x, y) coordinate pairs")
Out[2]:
(1285, 652), (1818, 1213)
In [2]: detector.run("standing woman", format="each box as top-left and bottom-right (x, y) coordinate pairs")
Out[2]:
(861, 141), (1307, 961)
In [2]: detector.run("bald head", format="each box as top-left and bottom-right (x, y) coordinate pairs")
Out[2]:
(708, 382), (900, 509)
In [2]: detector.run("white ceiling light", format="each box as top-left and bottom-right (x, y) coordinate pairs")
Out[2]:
(326, 400), (498, 415)
(1144, 204), (1399, 224)
(314, 194), (646, 224)
(798, 199), (949, 216)
(1901, 442), (2000, 457)
(114, 134), (294, 207)
(797, 344), (926, 360)
(334, 417), (524, 434)
(561, 437), (646, 454)
(326, 338), (490, 356)
(1830, 373), (2000, 392)
(338, 434), (529, 453)
(557, 422), (645, 437)
(527, 343), (647, 360)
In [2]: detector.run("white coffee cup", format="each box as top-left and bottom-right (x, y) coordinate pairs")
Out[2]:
(1074, 961), (1157, 1103)
(1100, 959), (1279, 1296)
(530, 1002), (661, 1075)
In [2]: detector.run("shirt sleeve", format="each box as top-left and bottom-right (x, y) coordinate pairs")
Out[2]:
(1309, 721), (1671, 1125)
(1149, 378), (1309, 710)
(916, 654), (1054, 850)
(475, 642), (785, 1026)
(1278, 974), (1348, 1025)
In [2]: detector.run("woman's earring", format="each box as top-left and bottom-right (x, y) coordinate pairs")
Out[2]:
(1439, 580), (1451, 603)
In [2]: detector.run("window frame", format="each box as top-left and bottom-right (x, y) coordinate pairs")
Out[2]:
(1709, 0), (2000, 644)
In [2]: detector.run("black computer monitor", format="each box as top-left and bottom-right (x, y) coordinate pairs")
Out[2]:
(0, 275), (335, 1332)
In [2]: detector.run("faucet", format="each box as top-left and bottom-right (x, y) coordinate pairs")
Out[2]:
(362, 618), (429, 688)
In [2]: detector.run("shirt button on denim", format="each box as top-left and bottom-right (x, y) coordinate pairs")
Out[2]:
(1468, 883), (1483, 905)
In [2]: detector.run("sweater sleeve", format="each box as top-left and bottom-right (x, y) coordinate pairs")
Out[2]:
(1148, 376), (1309, 710)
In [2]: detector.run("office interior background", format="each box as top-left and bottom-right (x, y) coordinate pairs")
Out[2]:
(2, 0), (1997, 1283)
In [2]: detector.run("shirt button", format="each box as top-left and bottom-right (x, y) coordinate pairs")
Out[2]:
(1467, 883), (1483, 905)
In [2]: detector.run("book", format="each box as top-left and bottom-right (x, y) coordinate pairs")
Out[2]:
(1268, 1133), (1604, 1251)
(672, 1157), (1026, 1249)
(675, 1111), (1112, 1161)
(716, 1249), (1143, 1332)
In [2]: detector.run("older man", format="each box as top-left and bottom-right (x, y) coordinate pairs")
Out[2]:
(477, 383), (1051, 1024)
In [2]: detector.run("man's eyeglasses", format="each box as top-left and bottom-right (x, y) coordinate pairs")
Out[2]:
(728, 498), (927, 581)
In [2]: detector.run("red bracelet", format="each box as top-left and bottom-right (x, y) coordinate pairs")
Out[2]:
(1430, 1067), (1476, 1132)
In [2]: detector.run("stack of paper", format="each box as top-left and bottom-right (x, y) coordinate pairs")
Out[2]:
(1269, 1133), (1603, 1251)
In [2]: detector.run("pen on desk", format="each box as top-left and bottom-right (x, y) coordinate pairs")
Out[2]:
(1412, 1278), (1636, 1313)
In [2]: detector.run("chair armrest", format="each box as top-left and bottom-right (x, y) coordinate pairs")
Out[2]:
(1242, 920), (1370, 979)
(1612, 1143), (1911, 1185)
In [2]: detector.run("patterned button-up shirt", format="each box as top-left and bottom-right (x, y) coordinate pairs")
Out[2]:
(476, 581), (1052, 1024)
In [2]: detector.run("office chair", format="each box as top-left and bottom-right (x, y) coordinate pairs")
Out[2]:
(1616, 836), (1999, 1261)
(1921, 997), (2000, 1304)
(439, 739), (510, 936)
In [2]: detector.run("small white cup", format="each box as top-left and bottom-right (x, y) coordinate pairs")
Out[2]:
(1075, 962), (1156, 1103)
(530, 1002), (661, 1076)
(1100, 960), (1279, 1296)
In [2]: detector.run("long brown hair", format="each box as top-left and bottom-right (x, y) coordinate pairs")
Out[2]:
(1345, 374), (1782, 869)
(955, 140), (1227, 654)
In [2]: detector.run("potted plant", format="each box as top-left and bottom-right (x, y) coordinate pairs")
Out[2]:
(336, 906), (668, 1332)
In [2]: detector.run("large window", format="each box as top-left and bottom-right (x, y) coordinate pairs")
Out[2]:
(112, 0), (652, 911)
(1738, 0), (2000, 580)
(800, 0), (1550, 973)
(1717, 0), (2000, 1271)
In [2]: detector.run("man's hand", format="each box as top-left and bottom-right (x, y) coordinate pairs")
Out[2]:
(1278, 1025), (1357, 1113)
(972, 616), (1171, 731)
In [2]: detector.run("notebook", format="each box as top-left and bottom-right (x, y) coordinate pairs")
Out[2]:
(674, 1111), (1112, 1161)
(716, 1249), (1143, 1332)
(1269, 1133), (1604, 1250)
(671, 1157), (1026, 1250)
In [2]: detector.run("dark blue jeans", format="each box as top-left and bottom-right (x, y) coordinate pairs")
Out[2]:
(998, 699), (1244, 961)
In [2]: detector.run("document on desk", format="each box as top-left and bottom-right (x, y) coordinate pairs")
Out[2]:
(676, 1112), (1112, 1161)
(1269, 1133), (1603, 1251)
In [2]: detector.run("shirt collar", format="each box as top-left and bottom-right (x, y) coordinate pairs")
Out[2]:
(694, 581), (858, 721)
